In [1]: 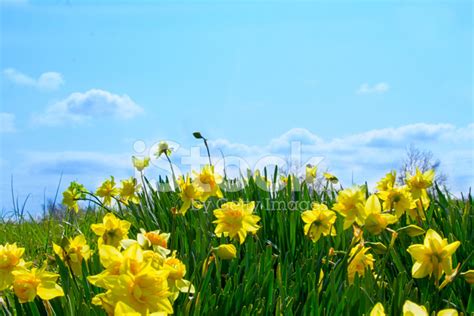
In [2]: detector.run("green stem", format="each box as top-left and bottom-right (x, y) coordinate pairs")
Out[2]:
(203, 138), (212, 166)
(165, 153), (177, 189)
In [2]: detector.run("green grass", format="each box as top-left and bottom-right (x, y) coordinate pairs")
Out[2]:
(0, 171), (473, 316)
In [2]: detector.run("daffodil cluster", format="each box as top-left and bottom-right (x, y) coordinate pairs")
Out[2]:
(377, 168), (434, 221)
(94, 176), (142, 207)
(177, 165), (223, 214)
(88, 213), (194, 315)
(298, 169), (464, 288)
(62, 181), (86, 213)
(17, 161), (464, 315)
(62, 176), (142, 211)
(0, 243), (64, 303)
(53, 234), (91, 276)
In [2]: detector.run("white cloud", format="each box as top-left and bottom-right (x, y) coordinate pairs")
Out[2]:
(269, 128), (324, 151)
(35, 89), (144, 125)
(0, 112), (16, 133)
(330, 123), (458, 148)
(356, 82), (390, 94)
(3, 123), (473, 215)
(3, 68), (64, 91)
(207, 123), (473, 192)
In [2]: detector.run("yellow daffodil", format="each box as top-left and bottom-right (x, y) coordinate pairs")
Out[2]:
(91, 213), (131, 248)
(364, 194), (398, 235)
(332, 187), (366, 230)
(370, 302), (386, 316)
(323, 172), (338, 184)
(0, 243), (26, 290)
(119, 177), (141, 205)
(403, 300), (428, 316)
(162, 252), (195, 301)
(406, 168), (435, 199)
(121, 229), (171, 257)
(280, 174), (299, 191)
(301, 203), (336, 242)
(88, 244), (148, 287)
(193, 165), (223, 200)
(89, 242), (175, 314)
(12, 264), (64, 303)
(254, 170), (272, 190)
(91, 291), (116, 315)
(214, 244), (237, 260)
(407, 189), (430, 221)
(140, 229), (170, 249)
(347, 245), (374, 284)
(402, 301), (458, 316)
(305, 165), (317, 183)
(96, 264), (173, 315)
(407, 229), (460, 280)
(53, 235), (91, 276)
(96, 176), (120, 206)
(114, 301), (167, 316)
(132, 156), (150, 172)
(376, 170), (396, 191)
(156, 141), (171, 157)
(377, 186), (415, 217)
(213, 200), (261, 244)
(62, 181), (86, 213)
(177, 176), (203, 215)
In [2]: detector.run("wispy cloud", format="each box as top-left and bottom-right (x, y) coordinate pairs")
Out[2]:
(5, 123), (473, 215)
(207, 123), (473, 190)
(15, 123), (474, 187)
(3, 68), (64, 91)
(356, 82), (390, 95)
(35, 89), (144, 126)
(23, 151), (131, 176)
(0, 112), (16, 133)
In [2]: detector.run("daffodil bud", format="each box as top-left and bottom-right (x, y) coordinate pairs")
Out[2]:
(397, 225), (425, 237)
(214, 244), (237, 260)
(192, 132), (204, 139)
(132, 156), (150, 172)
(402, 300), (428, 316)
(365, 242), (388, 255)
(305, 165), (317, 183)
(461, 269), (474, 285)
(328, 247), (335, 258)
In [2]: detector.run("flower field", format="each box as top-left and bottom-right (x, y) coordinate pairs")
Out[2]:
(0, 142), (473, 315)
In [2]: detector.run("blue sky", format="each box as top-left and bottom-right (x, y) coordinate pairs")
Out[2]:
(1, 0), (473, 215)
